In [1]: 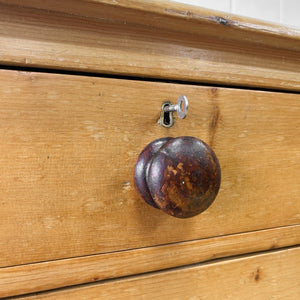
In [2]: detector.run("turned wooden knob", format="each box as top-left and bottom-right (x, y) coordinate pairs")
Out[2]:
(134, 137), (221, 218)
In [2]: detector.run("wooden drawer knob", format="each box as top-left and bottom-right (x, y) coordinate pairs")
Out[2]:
(135, 137), (221, 218)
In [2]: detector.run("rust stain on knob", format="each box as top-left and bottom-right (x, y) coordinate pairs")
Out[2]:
(135, 136), (221, 218)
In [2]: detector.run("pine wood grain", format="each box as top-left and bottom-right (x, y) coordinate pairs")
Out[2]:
(1, 0), (300, 48)
(18, 247), (300, 299)
(0, 225), (299, 298)
(0, 1), (299, 91)
(0, 69), (299, 269)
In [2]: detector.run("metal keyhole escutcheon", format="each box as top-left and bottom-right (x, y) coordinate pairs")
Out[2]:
(134, 136), (221, 218)
(160, 95), (189, 127)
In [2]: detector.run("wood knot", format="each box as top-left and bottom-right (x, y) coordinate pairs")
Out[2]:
(209, 105), (220, 147)
(253, 268), (262, 282)
(211, 87), (218, 95)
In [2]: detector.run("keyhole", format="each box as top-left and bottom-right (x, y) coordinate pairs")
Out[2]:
(160, 101), (174, 128)
(163, 104), (171, 125)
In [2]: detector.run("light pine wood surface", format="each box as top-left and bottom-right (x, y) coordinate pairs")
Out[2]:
(0, 1), (299, 298)
(0, 69), (299, 270)
(0, 1), (299, 91)
(17, 247), (300, 299)
(1, 0), (300, 47)
(1, 225), (299, 298)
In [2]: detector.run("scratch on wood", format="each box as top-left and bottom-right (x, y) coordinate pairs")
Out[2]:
(164, 9), (234, 26)
(213, 16), (230, 26)
(164, 8), (192, 17)
(122, 181), (132, 192)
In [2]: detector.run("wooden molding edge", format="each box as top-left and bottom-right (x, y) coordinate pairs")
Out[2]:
(1, 0), (300, 48)
(0, 1), (300, 91)
(0, 1), (299, 91)
(1, 225), (299, 298)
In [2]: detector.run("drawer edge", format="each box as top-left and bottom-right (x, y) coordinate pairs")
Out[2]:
(18, 247), (300, 300)
(1, 224), (299, 298)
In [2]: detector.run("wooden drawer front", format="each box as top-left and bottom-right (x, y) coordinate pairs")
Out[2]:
(19, 247), (300, 299)
(0, 69), (299, 268)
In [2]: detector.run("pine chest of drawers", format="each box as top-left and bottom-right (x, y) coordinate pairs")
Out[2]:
(0, 0), (299, 298)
